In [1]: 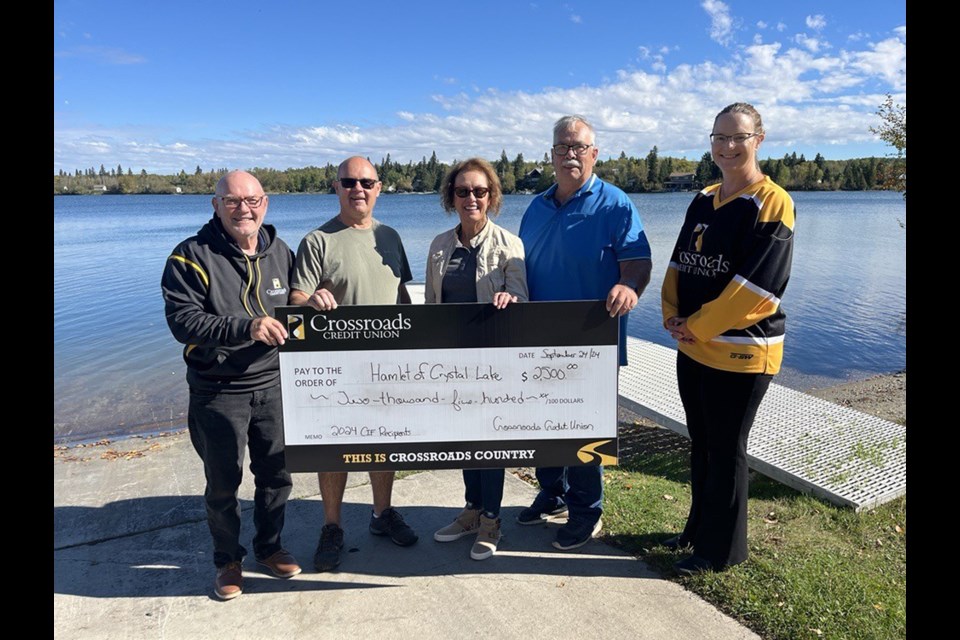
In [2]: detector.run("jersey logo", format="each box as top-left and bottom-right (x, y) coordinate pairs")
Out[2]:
(689, 223), (708, 252)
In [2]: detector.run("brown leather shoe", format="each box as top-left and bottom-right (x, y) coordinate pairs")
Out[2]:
(256, 549), (302, 578)
(214, 561), (243, 600)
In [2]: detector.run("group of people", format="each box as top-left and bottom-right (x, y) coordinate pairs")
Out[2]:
(161, 105), (795, 601)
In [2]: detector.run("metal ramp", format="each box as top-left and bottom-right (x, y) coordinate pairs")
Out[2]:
(618, 337), (906, 512)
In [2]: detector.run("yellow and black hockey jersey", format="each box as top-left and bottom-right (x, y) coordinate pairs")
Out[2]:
(662, 176), (795, 374)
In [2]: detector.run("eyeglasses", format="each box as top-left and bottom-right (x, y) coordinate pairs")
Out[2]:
(218, 195), (265, 209)
(454, 186), (490, 199)
(552, 143), (593, 156)
(709, 133), (760, 145)
(338, 177), (379, 189)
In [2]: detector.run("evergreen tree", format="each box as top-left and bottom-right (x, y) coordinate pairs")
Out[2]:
(694, 152), (716, 186)
(496, 150), (510, 178)
(658, 156), (674, 183)
(512, 153), (526, 184)
(646, 146), (660, 188)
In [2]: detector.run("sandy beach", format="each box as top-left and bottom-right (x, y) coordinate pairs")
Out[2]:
(805, 371), (906, 424)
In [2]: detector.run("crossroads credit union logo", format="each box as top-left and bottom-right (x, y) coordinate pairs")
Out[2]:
(576, 440), (617, 465)
(287, 314), (305, 340)
(309, 312), (412, 340)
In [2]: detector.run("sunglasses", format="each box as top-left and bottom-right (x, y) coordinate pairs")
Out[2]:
(338, 178), (379, 189)
(454, 187), (490, 199)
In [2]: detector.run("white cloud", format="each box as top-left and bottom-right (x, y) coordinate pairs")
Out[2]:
(54, 45), (146, 65)
(53, 32), (908, 172)
(637, 46), (671, 73)
(776, 22), (787, 32)
(570, 14), (582, 24)
(847, 31), (866, 42)
(753, 34), (763, 45)
(805, 15), (827, 31)
(794, 33), (824, 53)
(849, 36), (906, 90)
(702, 0), (734, 46)
(894, 25), (906, 38)
(757, 20), (767, 29)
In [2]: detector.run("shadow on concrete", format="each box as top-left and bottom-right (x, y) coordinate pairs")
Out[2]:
(54, 497), (660, 599)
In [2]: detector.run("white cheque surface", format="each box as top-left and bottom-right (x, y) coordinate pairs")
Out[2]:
(280, 345), (618, 446)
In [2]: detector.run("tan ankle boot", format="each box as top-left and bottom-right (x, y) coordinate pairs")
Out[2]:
(470, 515), (501, 560)
(434, 506), (480, 542)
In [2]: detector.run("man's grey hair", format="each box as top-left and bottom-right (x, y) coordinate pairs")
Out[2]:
(553, 115), (596, 145)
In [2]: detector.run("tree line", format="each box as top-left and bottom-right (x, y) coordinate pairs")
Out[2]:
(53, 149), (903, 196)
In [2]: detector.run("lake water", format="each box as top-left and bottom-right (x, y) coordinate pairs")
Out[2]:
(53, 190), (906, 443)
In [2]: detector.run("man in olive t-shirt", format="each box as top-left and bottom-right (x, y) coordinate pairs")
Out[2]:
(289, 156), (416, 573)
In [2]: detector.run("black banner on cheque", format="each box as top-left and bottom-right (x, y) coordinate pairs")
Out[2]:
(276, 300), (618, 472)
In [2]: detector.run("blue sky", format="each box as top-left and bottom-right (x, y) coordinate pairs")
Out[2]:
(54, 0), (906, 174)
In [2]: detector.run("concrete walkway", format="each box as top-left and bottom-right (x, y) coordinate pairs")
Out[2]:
(54, 432), (759, 640)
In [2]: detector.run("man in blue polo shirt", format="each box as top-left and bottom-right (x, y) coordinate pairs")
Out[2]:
(518, 114), (653, 550)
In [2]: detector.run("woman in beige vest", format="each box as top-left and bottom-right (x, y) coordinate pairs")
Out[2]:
(426, 157), (528, 560)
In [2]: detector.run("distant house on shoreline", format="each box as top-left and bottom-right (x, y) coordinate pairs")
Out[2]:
(665, 172), (696, 191)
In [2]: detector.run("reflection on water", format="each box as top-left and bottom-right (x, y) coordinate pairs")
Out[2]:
(54, 191), (905, 442)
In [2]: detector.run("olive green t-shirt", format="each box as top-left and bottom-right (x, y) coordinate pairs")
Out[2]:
(292, 216), (413, 305)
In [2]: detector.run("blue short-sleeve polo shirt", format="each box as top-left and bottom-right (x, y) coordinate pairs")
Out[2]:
(519, 174), (652, 364)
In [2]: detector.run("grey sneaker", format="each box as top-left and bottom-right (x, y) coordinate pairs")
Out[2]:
(314, 523), (344, 572)
(369, 507), (419, 546)
(434, 507), (481, 542)
(470, 515), (502, 560)
(552, 517), (602, 550)
(516, 493), (568, 525)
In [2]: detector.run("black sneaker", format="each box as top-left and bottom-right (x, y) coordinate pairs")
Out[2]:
(369, 507), (419, 546)
(516, 493), (568, 525)
(661, 534), (693, 551)
(314, 523), (344, 572)
(674, 555), (716, 576)
(552, 517), (602, 550)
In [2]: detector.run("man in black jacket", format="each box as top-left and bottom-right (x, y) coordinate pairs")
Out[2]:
(162, 170), (301, 600)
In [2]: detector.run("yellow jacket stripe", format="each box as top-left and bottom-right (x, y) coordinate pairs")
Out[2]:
(168, 254), (209, 288)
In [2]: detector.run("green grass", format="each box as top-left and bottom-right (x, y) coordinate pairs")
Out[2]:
(599, 426), (906, 640)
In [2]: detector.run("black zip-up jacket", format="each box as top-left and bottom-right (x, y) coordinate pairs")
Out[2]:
(161, 215), (295, 393)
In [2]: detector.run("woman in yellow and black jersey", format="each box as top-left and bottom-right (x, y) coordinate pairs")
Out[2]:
(661, 103), (795, 576)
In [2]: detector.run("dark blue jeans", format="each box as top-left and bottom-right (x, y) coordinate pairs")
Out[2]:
(535, 464), (603, 525)
(463, 468), (505, 517)
(188, 384), (292, 567)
